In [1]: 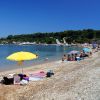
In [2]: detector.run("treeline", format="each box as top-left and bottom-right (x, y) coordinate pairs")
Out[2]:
(0, 29), (100, 44)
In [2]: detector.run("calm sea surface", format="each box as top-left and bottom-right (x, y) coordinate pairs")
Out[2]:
(0, 44), (82, 71)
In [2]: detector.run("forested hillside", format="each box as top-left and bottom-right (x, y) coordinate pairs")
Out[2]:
(0, 29), (100, 44)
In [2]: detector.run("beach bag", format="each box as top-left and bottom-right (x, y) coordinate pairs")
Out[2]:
(20, 79), (28, 85)
(3, 77), (13, 85)
(46, 70), (54, 77)
(46, 72), (51, 77)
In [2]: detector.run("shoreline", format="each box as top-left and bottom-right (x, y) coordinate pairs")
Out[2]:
(0, 58), (62, 76)
(0, 44), (82, 72)
(0, 55), (61, 72)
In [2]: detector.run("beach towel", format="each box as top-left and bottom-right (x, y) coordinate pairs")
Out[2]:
(29, 77), (42, 81)
(29, 71), (46, 81)
(29, 71), (46, 78)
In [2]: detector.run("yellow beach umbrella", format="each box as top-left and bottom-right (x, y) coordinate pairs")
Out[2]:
(6, 51), (38, 73)
(7, 51), (38, 61)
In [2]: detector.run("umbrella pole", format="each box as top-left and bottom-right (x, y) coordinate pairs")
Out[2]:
(22, 66), (23, 74)
(18, 61), (24, 74)
(20, 61), (24, 73)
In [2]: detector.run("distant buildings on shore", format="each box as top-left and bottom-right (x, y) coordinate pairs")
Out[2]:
(0, 38), (100, 48)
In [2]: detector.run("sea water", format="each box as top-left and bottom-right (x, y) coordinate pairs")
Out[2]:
(0, 44), (82, 71)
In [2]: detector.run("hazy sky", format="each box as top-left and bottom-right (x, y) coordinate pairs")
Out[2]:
(0, 0), (100, 37)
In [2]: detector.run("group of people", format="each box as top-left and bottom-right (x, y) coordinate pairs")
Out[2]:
(62, 50), (92, 62)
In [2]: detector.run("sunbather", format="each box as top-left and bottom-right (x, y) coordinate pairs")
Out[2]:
(62, 54), (67, 61)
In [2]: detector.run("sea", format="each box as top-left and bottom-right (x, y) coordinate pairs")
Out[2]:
(0, 44), (82, 71)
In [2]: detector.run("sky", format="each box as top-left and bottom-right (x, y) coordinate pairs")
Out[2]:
(0, 0), (100, 37)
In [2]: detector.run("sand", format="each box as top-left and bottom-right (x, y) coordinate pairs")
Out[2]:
(0, 51), (100, 100)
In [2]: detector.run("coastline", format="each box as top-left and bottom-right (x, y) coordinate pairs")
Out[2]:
(0, 51), (100, 100)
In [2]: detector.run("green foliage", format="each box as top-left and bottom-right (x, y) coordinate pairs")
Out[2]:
(0, 29), (100, 44)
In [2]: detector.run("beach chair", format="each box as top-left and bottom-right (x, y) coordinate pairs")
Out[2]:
(13, 74), (21, 85)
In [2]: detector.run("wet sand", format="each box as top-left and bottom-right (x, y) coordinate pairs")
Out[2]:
(0, 51), (100, 100)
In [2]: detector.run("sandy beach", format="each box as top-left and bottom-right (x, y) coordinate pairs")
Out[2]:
(0, 51), (100, 100)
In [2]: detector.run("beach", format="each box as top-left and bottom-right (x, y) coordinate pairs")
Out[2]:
(0, 0), (100, 99)
(0, 51), (100, 100)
